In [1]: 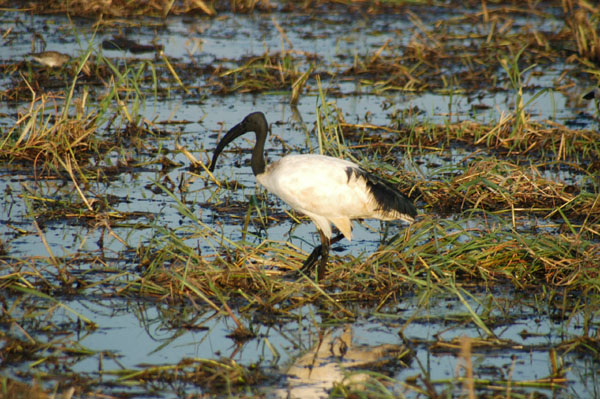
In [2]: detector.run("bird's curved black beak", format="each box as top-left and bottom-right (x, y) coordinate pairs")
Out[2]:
(208, 121), (248, 172)
(208, 112), (268, 173)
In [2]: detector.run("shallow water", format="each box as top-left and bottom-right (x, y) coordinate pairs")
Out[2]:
(2, 286), (595, 398)
(1, 4), (599, 399)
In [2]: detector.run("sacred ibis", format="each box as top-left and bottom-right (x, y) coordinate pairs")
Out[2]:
(208, 112), (417, 280)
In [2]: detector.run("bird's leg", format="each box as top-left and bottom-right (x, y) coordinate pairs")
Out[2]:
(300, 232), (344, 279)
(329, 233), (345, 246)
(316, 230), (330, 281)
(299, 247), (320, 275)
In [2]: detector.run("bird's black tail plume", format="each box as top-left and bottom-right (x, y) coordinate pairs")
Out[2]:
(346, 167), (417, 219)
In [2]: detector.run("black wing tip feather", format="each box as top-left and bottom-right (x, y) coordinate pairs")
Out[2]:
(346, 167), (417, 218)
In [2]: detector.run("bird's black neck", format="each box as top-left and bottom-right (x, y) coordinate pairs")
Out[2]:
(251, 131), (266, 176)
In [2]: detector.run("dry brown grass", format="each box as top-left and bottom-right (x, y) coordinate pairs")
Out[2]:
(13, 0), (273, 17)
(424, 159), (582, 215)
(0, 92), (97, 170)
(564, 0), (600, 63)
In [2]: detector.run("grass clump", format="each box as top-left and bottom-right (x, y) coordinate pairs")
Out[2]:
(32, 0), (279, 17)
(0, 92), (98, 169)
(422, 158), (594, 218)
(399, 217), (600, 289)
(115, 358), (265, 394)
(214, 52), (317, 95)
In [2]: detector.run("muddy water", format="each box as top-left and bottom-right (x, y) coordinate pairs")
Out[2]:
(1, 5), (599, 399)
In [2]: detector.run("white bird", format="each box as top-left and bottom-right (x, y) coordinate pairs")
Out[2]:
(208, 112), (417, 280)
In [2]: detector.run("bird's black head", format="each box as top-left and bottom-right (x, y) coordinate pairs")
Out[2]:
(208, 112), (269, 175)
(240, 112), (268, 134)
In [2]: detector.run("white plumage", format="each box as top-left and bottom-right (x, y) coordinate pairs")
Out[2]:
(209, 112), (417, 280)
(258, 154), (413, 240)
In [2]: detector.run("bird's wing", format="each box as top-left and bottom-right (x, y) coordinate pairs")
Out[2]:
(260, 155), (367, 212)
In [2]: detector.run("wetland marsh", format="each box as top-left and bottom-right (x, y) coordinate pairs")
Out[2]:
(1, 1), (599, 398)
